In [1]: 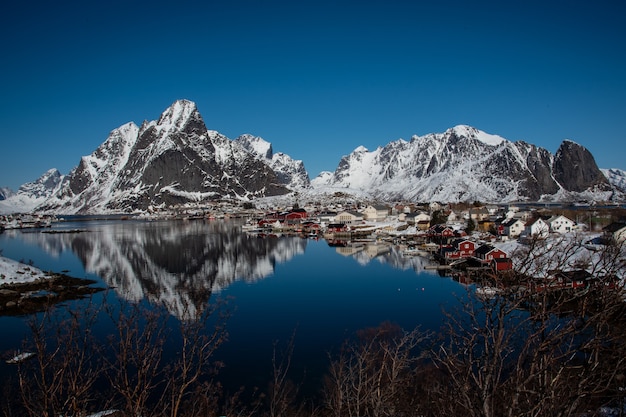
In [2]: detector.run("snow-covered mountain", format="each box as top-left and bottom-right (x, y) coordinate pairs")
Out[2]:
(312, 125), (618, 203)
(36, 100), (297, 214)
(234, 134), (310, 189)
(0, 169), (62, 214)
(0, 187), (14, 201)
(4, 106), (625, 214)
(601, 168), (626, 193)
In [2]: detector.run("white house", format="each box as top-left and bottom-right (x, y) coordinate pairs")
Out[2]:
(363, 205), (389, 222)
(447, 210), (459, 222)
(317, 211), (338, 224)
(501, 218), (526, 238)
(547, 215), (575, 234)
(523, 217), (550, 238)
(401, 211), (430, 223)
(429, 202), (443, 212)
(334, 211), (364, 225)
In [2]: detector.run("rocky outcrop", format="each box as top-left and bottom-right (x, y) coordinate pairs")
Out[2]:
(553, 140), (611, 193)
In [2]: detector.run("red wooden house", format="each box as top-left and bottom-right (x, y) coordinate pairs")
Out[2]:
(439, 238), (478, 260)
(453, 238), (477, 258)
(491, 257), (513, 272)
(473, 244), (509, 263)
(258, 219), (282, 228)
(429, 224), (457, 238)
(533, 269), (592, 291)
(285, 209), (308, 220)
(326, 223), (348, 233)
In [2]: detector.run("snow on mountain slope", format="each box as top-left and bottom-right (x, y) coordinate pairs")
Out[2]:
(602, 168), (626, 192)
(6, 102), (623, 213)
(35, 100), (292, 214)
(0, 169), (63, 214)
(314, 126), (616, 203)
(0, 187), (14, 201)
(235, 134), (310, 189)
(453, 125), (505, 146)
(310, 171), (334, 188)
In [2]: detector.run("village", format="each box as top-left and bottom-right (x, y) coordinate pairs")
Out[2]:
(2, 200), (626, 297)
(237, 200), (626, 296)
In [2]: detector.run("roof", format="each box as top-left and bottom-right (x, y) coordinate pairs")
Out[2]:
(474, 244), (496, 255)
(552, 269), (594, 282)
(501, 218), (523, 227)
(451, 238), (474, 246)
(525, 217), (547, 227)
(547, 214), (572, 222)
(336, 210), (363, 218)
(603, 222), (626, 233)
(475, 244), (508, 257)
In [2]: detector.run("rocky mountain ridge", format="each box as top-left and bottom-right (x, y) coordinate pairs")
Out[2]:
(35, 100), (302, 214)
(234, 134), (310, 189)
(1, 102), (625, 214)
(313, 125), (620, 203)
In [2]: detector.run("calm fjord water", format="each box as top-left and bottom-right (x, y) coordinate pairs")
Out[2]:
(0, 219), (466, 393)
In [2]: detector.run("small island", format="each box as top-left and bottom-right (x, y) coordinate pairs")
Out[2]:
(0, 256), (104, 316)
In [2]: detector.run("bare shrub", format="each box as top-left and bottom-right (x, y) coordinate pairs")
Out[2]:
(429, 235), (626, 417)
(13, 300), (103, 417)
(323, 321), (427, 417)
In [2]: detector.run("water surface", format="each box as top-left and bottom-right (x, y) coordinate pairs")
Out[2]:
(0, 219), (466, 394)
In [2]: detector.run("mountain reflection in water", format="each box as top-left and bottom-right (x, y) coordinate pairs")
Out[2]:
(7, 220), (310, 317)
(0, 218), (464, 398)
(2, 219), (443, 318)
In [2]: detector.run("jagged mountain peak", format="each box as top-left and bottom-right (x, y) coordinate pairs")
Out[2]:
(602, 168), (626, 193)
(557, 139), (584, 151)
(235, 134), (310, 189)
(553, 138), (610, 193)
(448, 125), (506, 146)
(33, 101), (299, 214)
(235, 134), (274, 159)
(0, 168), (64, 214)
(7, 111), (623, 213)
(156, 99), (199, 131)
(19, 168), (62, 195)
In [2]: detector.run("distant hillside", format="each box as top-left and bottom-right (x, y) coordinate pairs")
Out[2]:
(311, 125), (619, 203)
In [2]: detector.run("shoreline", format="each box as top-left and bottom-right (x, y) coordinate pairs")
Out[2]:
(0, 273), (104, 316)
(0, 256), (105, 316)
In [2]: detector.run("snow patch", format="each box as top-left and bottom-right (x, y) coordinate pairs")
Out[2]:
(0, 256), (52, 285)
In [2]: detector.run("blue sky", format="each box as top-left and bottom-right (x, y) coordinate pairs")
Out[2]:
(1, 0), (625, 191)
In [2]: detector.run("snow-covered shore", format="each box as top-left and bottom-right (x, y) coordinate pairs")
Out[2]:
(0, 256), (52, 285)
(0, 256), (104, 316)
